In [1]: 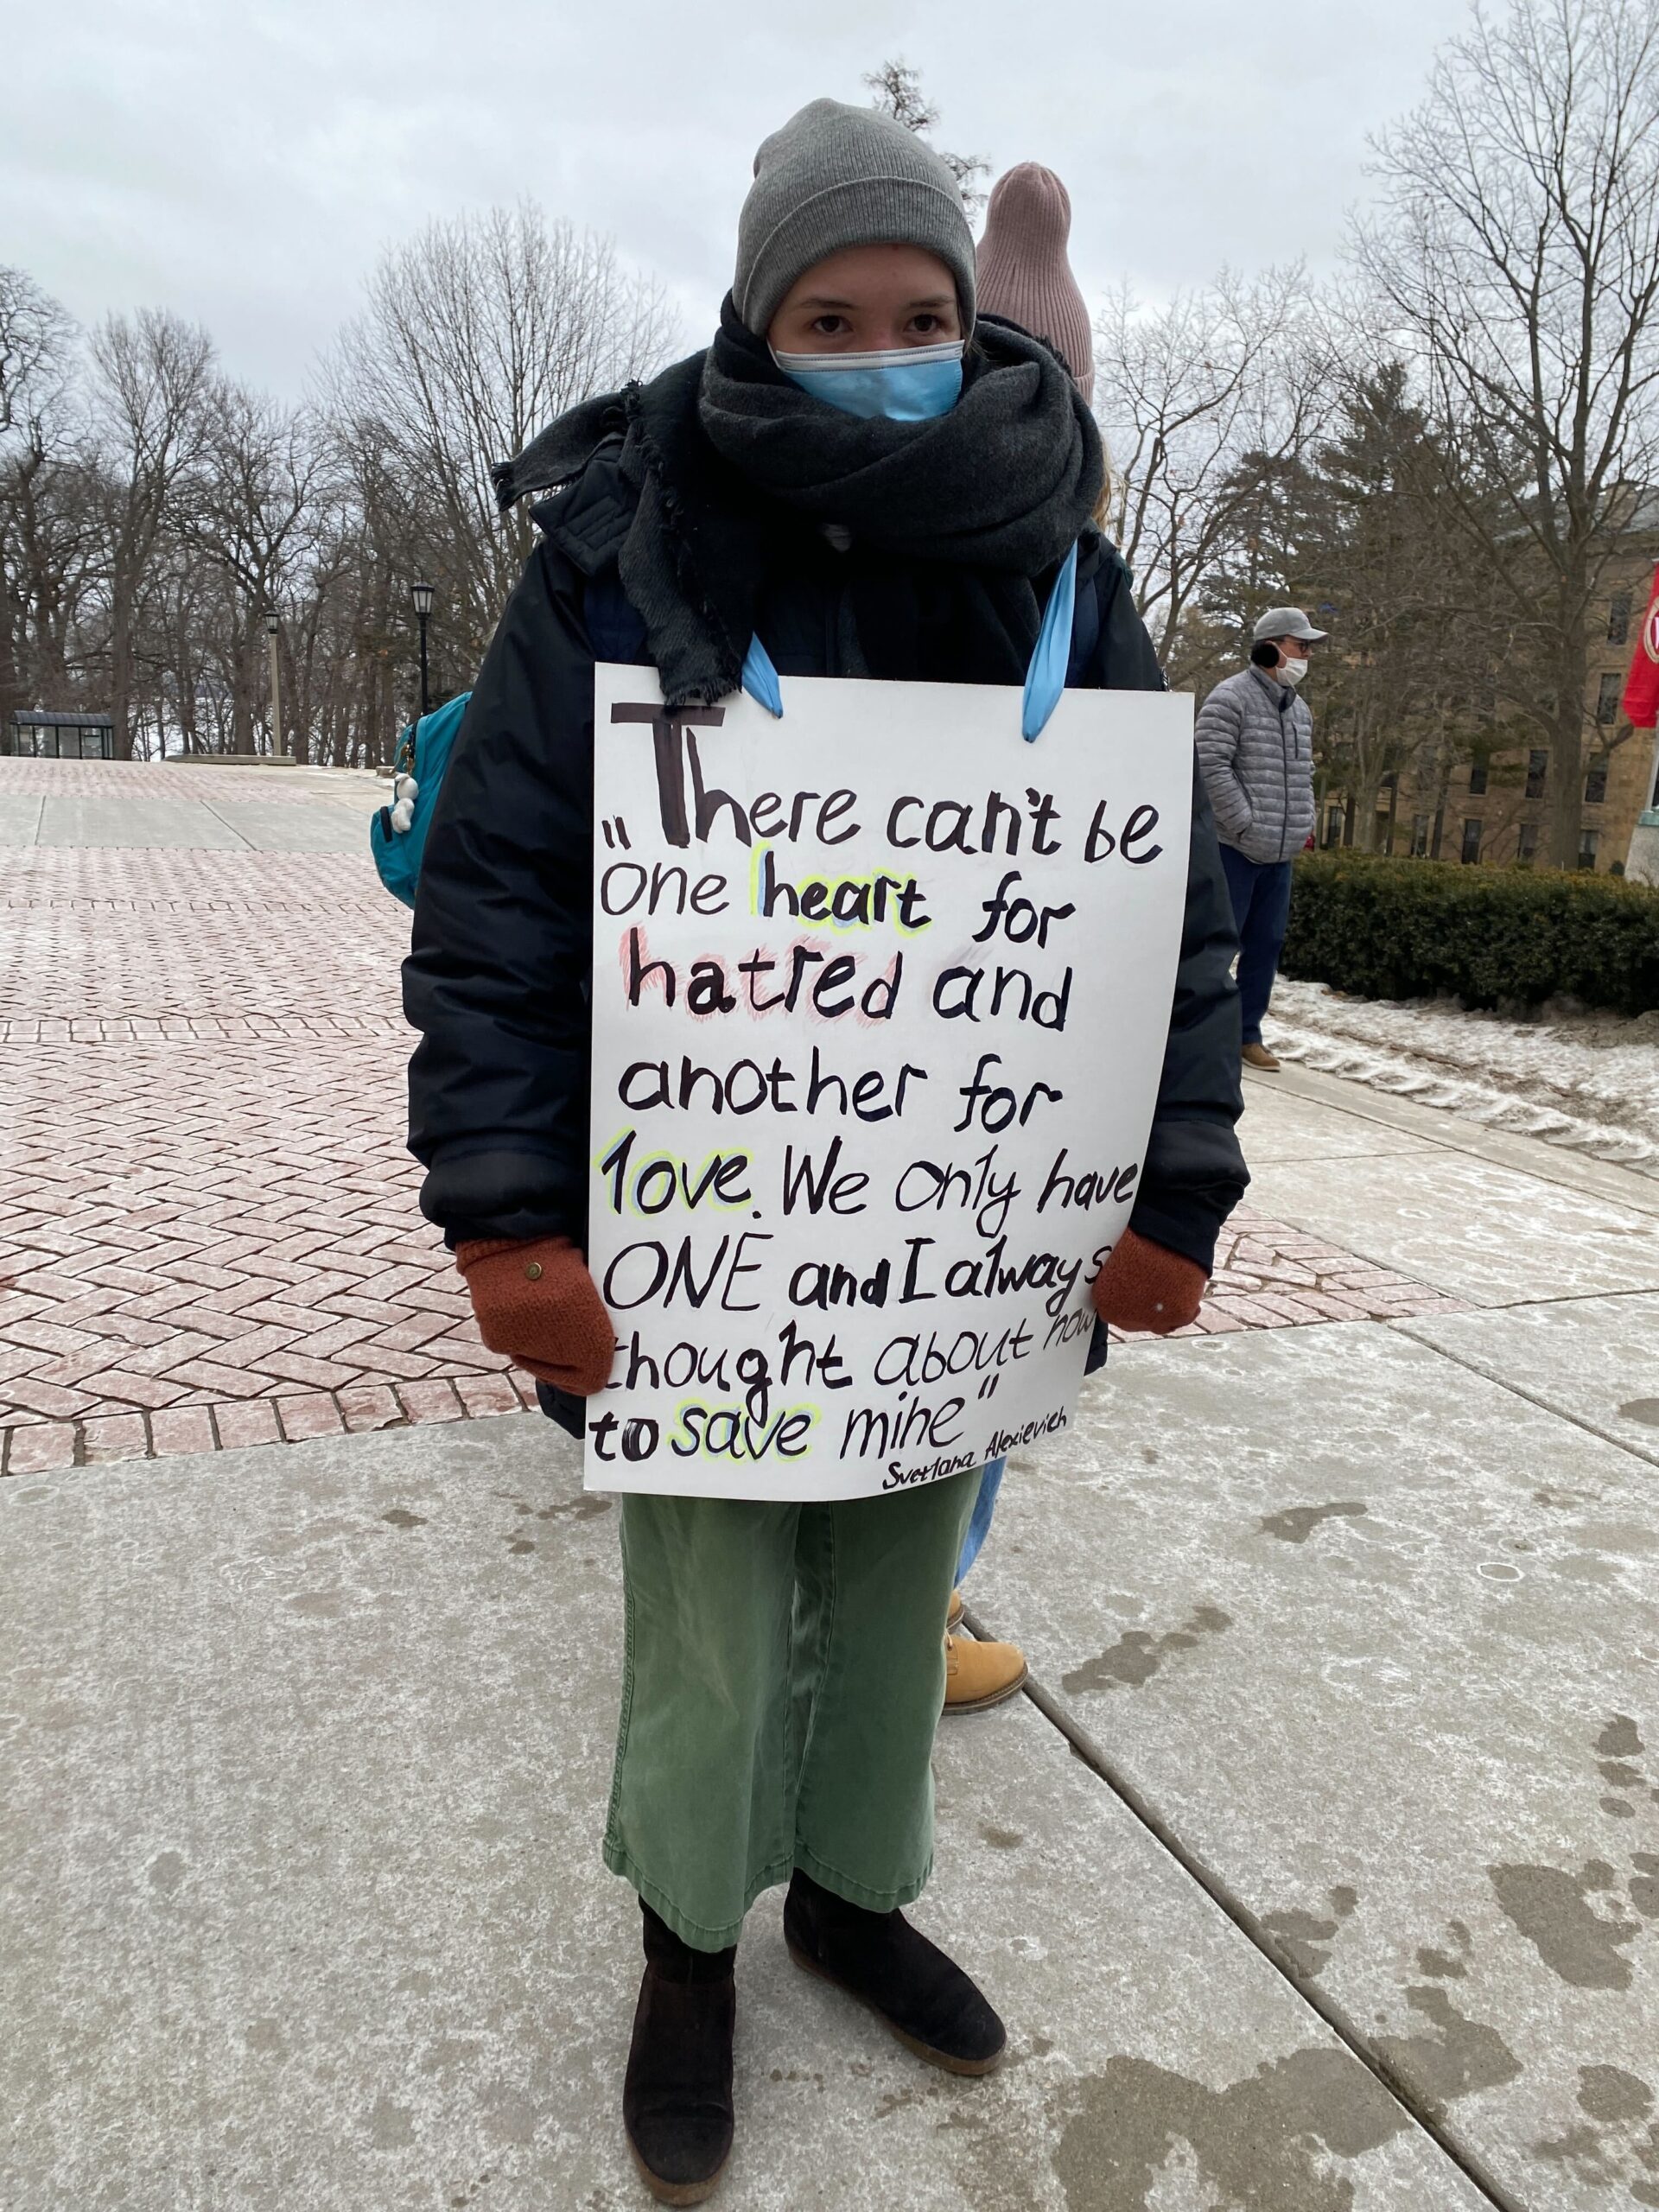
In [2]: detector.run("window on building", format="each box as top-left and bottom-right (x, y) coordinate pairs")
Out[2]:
(1411, 814), (1430, 857)
(1608, 591), (1632, 645)
(1525, 748), (1548, 800)
(1586, 753), (1611, 804)
(1579, 828), (1600, 871)
(1596, 672), (1622, 724)
(1468, 760), (1489, 795)
(1322, 804), (1343, 849)
(1460, 817), (1483, 865)
(1516, 821), (1538, 862)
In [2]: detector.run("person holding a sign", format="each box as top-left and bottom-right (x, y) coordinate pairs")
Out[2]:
(405, 96), (1247, 2206)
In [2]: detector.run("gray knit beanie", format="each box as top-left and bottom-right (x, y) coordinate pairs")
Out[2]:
(734, 98), (977, 339)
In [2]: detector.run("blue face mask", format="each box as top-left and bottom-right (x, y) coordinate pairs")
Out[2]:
(770, 340), (964, 422)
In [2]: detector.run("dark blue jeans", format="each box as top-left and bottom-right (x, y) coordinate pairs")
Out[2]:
(1218, 846), (1294, 1046)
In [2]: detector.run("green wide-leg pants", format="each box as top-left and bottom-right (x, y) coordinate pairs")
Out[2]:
(603, 1471), (980, 1952)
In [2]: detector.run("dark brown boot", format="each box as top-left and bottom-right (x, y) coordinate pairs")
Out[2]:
(784, 1869), (1005, 2075)
(623, 1904), (735, 2206)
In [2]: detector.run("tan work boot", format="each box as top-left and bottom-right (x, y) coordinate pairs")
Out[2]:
(1242, 1041), (1281, 1071)
(944, 1633), (1027, 1714)
(947, 1587), (964, 1632)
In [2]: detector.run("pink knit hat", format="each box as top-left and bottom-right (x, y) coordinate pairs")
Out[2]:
(975, 162), (1094, 404)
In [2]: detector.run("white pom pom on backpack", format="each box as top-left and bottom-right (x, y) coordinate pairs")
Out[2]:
(388, 769), (419, 835)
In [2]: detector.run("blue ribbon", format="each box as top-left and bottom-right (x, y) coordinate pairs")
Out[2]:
(1021, 541), (1078, 742)
(741, 632), (783, 718)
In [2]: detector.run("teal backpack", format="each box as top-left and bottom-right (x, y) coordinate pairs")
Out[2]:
(369, 692), (472, 911)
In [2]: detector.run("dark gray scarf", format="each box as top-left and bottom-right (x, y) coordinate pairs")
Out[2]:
(495, 302), (1103, 707)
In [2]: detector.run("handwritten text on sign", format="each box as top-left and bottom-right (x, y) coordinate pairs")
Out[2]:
(584, 665), (1193, 1501)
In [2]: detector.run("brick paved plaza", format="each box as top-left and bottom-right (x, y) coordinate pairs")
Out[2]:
(0, 763), (537, 1475)
(0, 758), (1465, 1478)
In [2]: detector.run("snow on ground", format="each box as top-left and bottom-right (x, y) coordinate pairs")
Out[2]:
(1265, 978), (1659, 1178)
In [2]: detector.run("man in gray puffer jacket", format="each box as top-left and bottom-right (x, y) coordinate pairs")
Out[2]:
(1195, 607), (1325, 1070)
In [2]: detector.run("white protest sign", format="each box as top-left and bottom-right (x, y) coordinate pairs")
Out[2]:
(583, 664), (1193, 1502)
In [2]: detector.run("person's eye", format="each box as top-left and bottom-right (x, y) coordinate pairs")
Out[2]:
(810, 315), (850, 338)
(910, 314), (943, 335)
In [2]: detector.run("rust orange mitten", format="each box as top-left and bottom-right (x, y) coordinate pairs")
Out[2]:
(1090, 1229), (1208, 1336)
(455, 1235), (616, 1395)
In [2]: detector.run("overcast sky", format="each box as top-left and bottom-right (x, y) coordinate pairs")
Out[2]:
(4, 0), (1470, 398)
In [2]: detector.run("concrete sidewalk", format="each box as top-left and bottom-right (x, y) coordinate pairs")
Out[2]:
(5, 1065), (1657, 2210)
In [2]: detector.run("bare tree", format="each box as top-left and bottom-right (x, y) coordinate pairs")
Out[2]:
(1354, 0), (1659, 866)
(0, 266), (75, 443)
(88, 308), (214, 757)
(175, 381), (332, 756)
(864, 61), (989, 217)
(327, 203), (676, 667)
(1093, 267), (1332, 687)
(0, 268), (81, 729)
(0, 217), (677, 770)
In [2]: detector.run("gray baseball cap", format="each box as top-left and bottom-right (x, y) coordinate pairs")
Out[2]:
(1253, 606), (1328, 643)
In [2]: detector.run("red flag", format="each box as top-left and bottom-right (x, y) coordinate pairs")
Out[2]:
(1622, 561), (1659, 729)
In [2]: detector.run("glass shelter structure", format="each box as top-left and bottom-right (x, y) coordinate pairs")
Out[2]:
(3, 710), (116, 760)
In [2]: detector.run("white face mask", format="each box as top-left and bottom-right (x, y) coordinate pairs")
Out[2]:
(1278, 655), (1309, 686)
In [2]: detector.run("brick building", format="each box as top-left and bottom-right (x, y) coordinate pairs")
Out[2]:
(1317, 512), (1659, 873)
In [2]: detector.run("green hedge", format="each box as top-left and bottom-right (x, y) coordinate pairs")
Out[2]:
(1279, 854), (1659, 1016)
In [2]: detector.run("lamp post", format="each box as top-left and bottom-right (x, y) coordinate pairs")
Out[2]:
(410, 582), (434, 721)
(264, 610), (283, 760)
